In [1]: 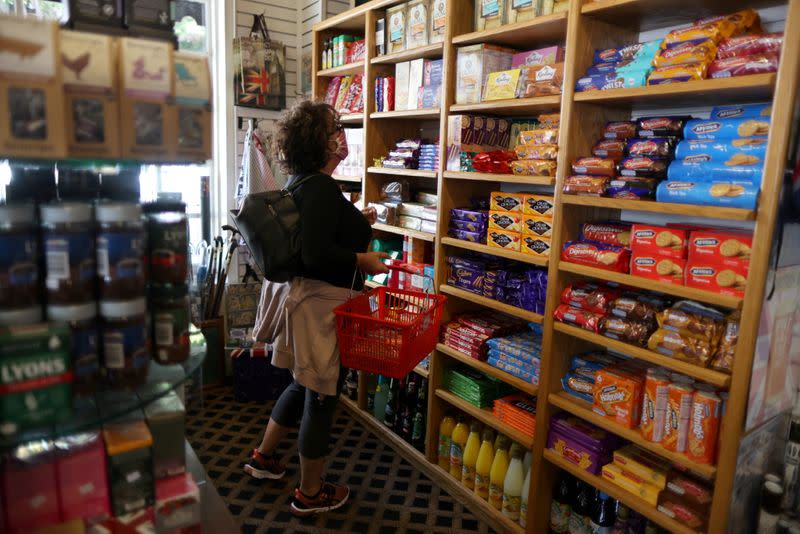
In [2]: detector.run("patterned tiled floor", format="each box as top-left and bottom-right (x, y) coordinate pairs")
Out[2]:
(186, 389), (497, 534)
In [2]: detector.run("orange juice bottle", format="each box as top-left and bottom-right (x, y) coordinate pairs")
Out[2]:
(461, 422), (481, 490)
(437, 415), (456, 469)
(449, 417), (469, 478)
(475, 429), (495, 500)
(489, 436), (510, 510)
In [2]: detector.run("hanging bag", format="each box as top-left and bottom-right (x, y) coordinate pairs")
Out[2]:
(233, 14), (286, 110)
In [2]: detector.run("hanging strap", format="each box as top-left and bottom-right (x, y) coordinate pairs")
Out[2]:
(250, 13), (271, 41)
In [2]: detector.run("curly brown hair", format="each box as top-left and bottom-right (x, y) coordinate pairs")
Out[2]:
(273, 99), (338, 175)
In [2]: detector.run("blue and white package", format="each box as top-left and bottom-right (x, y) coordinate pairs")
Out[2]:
(709, 102), (772, 120)
(684, 117), (771, 140)
(656, 180), (759, 209)
(488, 358), (538, 384)
(561, 373), (594, 404)
(488, 347), (541, 368)
(575, 69), (650, 92)
(593, 40), (661, 65)
(667, 161), (764, 184)
(674, 138), (768, 165)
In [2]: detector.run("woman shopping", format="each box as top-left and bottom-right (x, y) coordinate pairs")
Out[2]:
(244, 99), (388, 516)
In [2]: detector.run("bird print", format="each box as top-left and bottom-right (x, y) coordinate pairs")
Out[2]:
(62, 52), (90, 79)
(0, 36), (42, 58)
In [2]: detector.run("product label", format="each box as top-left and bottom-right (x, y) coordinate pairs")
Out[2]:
(462, 464), (475, 486)
(44, 234), (95, 288)
(97, 231), (144, 279)
(73, 325), (99, 380)
(489, 483), (503, 509)
(432, 0), (446, 31)
(103, 323), (147, 371)
(551, 500), (570, 532)
(475, 472), (490, 497)
(389, 12), (404, 44)
(449, 442), (463, 473)
(513, 0), (533, 8)
(502, 493), (521, 521)
(438, 436), (451, 461)
(0, 234), (38, 292)
(481, 0), (500, 17)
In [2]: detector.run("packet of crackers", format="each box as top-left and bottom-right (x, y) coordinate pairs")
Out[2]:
(561, 282), (621, 315)
(554, 304), (603, 333)
(522, 215), (554, 238)
(561, 240), (631, 272)
(647, 64), (708, 85)
(662, 21), (733, 48)
(563, 175), (610, 196)
(710, 310), (739, 373)
(648, 328), (716, 366)
(580, 222), (632, 247)
(593, 367), (644, 428)
(511, 159), (557, 177)
(653, 39), (718, 68)
(514, 144), (558, 160)
(523, 194), (555, 217)
(520, 128), (559, 145)
(716, 33), (783, 59)
(521, 235), (551, 257)
(657, 300), (725, 343)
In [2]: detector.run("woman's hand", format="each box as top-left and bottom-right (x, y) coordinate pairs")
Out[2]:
(356, 251), (390, 275)
(361, 206), (378, 226)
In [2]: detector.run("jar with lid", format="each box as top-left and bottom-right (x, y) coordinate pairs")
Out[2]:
(100, 298), (149, 389)
(48, 302), (98, 395)
(41, 202), (96, 305)
(96, 202), (145, 300)
(150, 284), (190, 364)
(0, 204), (40, 315)
(143, 201), (188, 285)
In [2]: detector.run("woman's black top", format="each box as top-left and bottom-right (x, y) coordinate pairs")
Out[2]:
(289, 173), (372, 290)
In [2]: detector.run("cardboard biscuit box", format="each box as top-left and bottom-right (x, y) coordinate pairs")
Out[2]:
(60, 30), (121, 159)
(118, 37), (175, 161)
(0, 16), (67, 159)
(170, 51), (212, 162)
(630, 252), (686, 286)
(684, 257), (747, 297)
(630, 223), (689, 259)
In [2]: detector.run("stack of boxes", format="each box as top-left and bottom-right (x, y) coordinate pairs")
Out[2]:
(510, 114), (559, 177)
(382, 0), (445, 56)
(323, 75), (365, 115)
(418, 141), (440, 171)
(488, 191), (554, 258)
(456, 44), (514, 105)
(446, 115), (512, 172)
(393, 58), (443, 111)
(481, 46), (565, 102)
(474, 0), (569, 31)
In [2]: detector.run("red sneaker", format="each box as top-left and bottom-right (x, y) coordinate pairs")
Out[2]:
(290, 481), (350, 516)
(243, 449), (286, 480)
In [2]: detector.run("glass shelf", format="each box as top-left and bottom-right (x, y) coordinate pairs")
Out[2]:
(0, 330), (207, 451)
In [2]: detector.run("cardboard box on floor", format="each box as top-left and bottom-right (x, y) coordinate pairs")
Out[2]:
(118, 36), (175, 161)
(0, 16), (67, 159)
(60, 30), (122, 159)
(171, 51), (212, 162)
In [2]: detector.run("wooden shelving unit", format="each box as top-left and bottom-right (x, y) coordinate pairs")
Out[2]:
(317, 60), (365, 77)
(313, 0), (800, 532)
(340, 112), (365, 124)
(331, 173), (362, 183)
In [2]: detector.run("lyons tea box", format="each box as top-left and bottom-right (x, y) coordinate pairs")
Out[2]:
(171, 51), (211, 161)
(60, 30), (121, 159)
(118, 37), (175, 160)
(0, 16), (67, 159)
(0, 323), (72, 434)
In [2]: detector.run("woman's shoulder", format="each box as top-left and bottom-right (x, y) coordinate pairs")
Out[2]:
(290, 172), (336, 190)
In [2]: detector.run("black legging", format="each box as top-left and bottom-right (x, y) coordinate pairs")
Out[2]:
(269, 368), (347, 459)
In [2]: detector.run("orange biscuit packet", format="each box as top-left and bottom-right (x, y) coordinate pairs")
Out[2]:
(647, 64), (708, 85)
(519, 128), (558, 145)
(640, 370), (670, 443)
(686, 390), (721, 465)
(514, 143), (558, 160)
(510, 159), (557, 177)
(653, 39), (718, 68)
(593, 368), (644, 429)
(663, 20), (733, 46)
(663, 383), (694, 453)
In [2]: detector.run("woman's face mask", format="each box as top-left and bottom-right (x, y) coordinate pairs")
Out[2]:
(334, 128), (349, 161)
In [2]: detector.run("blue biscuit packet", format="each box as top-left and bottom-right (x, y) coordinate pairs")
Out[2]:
(561, 373), (594, 404)
(667, 161), (764, 184)
(450, 207), (488, 223)
(674, 139), (768, 165)
(449, 219), (486, 233)
(448, 228), (486, 243)
(656, 180), (759, 209)
(709, 102), (772, 120)
(575, 69), (649, 92)
(489, 359), (538, 384)
(593, 40), (661, 65)
(684, 117), (771, 140)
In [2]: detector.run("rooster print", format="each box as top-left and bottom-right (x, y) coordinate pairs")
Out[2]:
(62, 52), (90, 80)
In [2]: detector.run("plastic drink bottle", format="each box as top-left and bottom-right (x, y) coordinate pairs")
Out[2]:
(475, 429), (495, 500)
(519, 466), (530, 527)
(437, 415), (455, 469)
(461, 422), (481, 490)
(489, 436), (510, 510)
(502, 443), (525, 521)
(373, 376), (388, 420)
(449, 417), (469, 478)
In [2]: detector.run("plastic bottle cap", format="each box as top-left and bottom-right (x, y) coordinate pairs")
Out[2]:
(96, 202), (142, 223)
(48, 302), (97, 322)
(0, 204), (35, 225)
(0, 306), (42, 325)
(100, 298), (147, 319)
(41, 202), (93, 224)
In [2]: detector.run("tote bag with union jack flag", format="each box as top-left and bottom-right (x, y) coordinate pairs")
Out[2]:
(233, 14), (286, 110)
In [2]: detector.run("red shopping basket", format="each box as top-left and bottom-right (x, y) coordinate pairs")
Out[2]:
(333, 274), (446, 378)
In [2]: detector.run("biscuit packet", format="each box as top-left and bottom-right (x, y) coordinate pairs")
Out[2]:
(710, 310), (740, 372)
(657, 300), (725, 344)
(520, 129), (559, 145)
(653, 39), (718, 68)
(514, 144), (558, 160)
(510, 159), (557, 177)
(647, 64), (708, 85)
(647, 328), (716, 366)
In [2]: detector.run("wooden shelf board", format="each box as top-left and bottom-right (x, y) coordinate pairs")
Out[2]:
(441, 237), (549, 267)
(435, 389), (535, 450)
(561, 195), (756, 221)
(581, 0), (786, 32)
(331, 173), (362, 183)
(553, 322), (731, 388)
(317, 61), (365, 77)
(543, 450), (697, 534)
(413, 365), (430, 378)
(367, 166), (438, 178)
(443, 171), (555, 185)
(440, 284), (544, 324)
(371, 42), (444, 64)
(340, 113), (365, 124)
(549, 391), (717, 479)
(370, 108), (441, 119)
(450, 95), (561, 116)
(373, 222), (436, 242)
(559, 262), (743, 309)
(574, 74), (776, 108)
(452, 11), (568, 47)
(437, 343), (538, 396)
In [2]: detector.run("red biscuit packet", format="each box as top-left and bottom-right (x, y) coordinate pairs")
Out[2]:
(708, 53), (780, 79)
(561, 241), (631, 273)
(580, 222), (632, 248)
(561, 282), (622, 315)
(554, 304), (603, 333)
(716, 33), (783, 59)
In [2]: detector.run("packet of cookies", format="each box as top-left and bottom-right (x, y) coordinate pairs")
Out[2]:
(630, 252), (686, 285)
(618, 157), (669, 179)
(511, 159), (558, 177)
(667, 162), (764, 184)
(554, 304), (603, 333)
(538, 113), (560, 129)
(593, 139), (626, 159)
(710, 310), (740, 372)
(655, 180), (759, 209)
(561, 282), (621, 314)
(561, 241), (631, 273)
(636, 116), (693, 138)
(653, 39), (718, 68)
(685, 258), (747, 298)
(657, 300), (725, 343)
(708, 53), (779, 79)
(647, 64), (708, 85)
(607, 177), (658, 200)
(716, 33), (783, 59)
(684, 117), (771, 140)
(662, 22), (732, 47)
(514, 144), (559, 160)
(580, 222), (632, 248)
(647, 328), (716, 366)
(563, 175), (610, 196)
(520, 128), (559, 145)
(688, 228), (752, 268)
(572, 157), (617, 177)
(592, 367), (644, 428)
(626, 138), (676, 158)
(604, 121), (637, 140)
(631, 224), (689, 259)
(695, 8), (760, 36)
(674, 138), (767, 166)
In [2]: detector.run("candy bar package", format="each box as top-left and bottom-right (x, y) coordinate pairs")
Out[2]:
(593, 40), (661, 65)
(572, 157), (617, 177)
(475, 0), (507, 31)
(523, 194), (555, 217)
(674, 138), (768, 166)
(515, 143), (559, 160)
(561, 241), (631, 272)
(561, 282), (621, 314)
(708, 54), (780, 79)
(656, 180), (759, 209)
(381, 179), (412, 202)
(448, 228), (486, 243)
(511, 159), (558, 176)
(647, 64), (707, 85)
(512, 46), (564, 68)
(716, 33), (783, 59)
(451, 207), (489, 223)
(667, 161), (764, 184)
(575, 69), (650, 92)
(636, 116), (692, 138)
(447, 264), (486, 294)
(684, 117), (771, 140)
(547, 413), (622, 474)
(607, 177), (658, 199)
(710, 102), (771, 120)
(604, 121), (638, 140)
(626, 138), (676, 158)
(653, 39), (718, 68)
(563, 175), (610, 196)
(451, 219), (487, 233)
(618, 157), (669, 179)
(592, 139), (626, 159)
(554, 304), (603, 333)
(580, 222), (632, 247)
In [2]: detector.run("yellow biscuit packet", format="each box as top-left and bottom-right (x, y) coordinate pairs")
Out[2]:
(514, 144), (558, 160)
(653, 39), (717, 68)
(510, 159), (557, 177)
(483, 69), (522, 102)
(647, 64), (708, 85)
